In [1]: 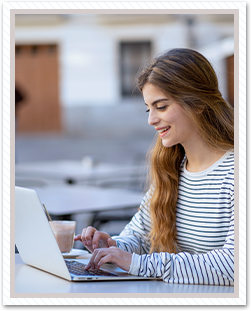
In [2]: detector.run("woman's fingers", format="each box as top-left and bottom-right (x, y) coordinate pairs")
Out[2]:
(97, 253), (114, 269)
(85, 247), (132, 272)
(83, 226), (97, 245)
(108, 238), (117, 247)
(74, 227), (115, 253)
(92, 231), (102, 250)
(74, 234), (82, 241)
(85, 248), (113, 270)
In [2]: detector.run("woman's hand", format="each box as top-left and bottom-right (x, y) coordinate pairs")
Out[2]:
(74, 226), (116, 253)
(85, 246), (132, 272)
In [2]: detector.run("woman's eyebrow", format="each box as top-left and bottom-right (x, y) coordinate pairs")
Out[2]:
(145, 98), (169, 107)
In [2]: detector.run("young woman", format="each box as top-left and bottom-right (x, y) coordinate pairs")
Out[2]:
(74, 48), (234, 286)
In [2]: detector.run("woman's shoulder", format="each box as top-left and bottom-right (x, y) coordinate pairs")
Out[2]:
(221, 149), (234, 169)
(179, 149), (234, 180)
(218, 149), (234, 188)
(225, 149), (234, 159)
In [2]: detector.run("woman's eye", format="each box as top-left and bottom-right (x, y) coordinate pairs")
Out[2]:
(157, 106), (167, 111)
(145, 106), (166, 113)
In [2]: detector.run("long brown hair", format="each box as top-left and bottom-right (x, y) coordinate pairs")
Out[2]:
(137, 48), (234, 254)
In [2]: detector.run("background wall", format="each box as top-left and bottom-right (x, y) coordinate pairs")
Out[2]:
(15, 13), (234, 137)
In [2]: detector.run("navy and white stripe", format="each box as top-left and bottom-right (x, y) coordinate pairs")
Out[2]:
(114, 150), (234, 285)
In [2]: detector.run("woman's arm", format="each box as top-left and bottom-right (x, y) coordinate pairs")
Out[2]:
(129, 198), (234, 286)
(112, 191), (152, 254)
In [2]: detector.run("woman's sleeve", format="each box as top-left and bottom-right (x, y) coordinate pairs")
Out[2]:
(112, 190), (152, 255)
(128, 190), (234, 286)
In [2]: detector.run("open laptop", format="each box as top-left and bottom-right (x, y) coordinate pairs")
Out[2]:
(15, 186), (156, 282)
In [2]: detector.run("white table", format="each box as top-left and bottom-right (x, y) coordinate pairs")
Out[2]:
(14, 254), (234, 295)
(33, 184), (144, 217)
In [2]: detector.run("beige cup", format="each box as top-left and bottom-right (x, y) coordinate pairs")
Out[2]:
(49, 220), (76, 253)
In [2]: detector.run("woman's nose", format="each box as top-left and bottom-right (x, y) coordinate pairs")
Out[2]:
(148, 110), (159, 126)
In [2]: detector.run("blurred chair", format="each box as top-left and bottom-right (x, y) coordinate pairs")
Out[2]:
(86, 153), (147, 235)
(90, 206), (139, 236)
(78, 152), (148, 192)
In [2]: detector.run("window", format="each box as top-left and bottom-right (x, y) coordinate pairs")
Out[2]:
(120, 41), (151, 97)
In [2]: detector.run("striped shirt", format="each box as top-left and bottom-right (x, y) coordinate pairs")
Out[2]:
(113, 150), (234, 285)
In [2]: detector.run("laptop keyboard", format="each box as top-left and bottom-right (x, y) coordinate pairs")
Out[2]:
(65, 260), (118, 277)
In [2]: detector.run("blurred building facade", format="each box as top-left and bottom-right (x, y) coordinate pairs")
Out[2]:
(15, 13), (234, 136)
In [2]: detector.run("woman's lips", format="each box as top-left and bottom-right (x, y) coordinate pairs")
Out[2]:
(156, 126), (171, 137)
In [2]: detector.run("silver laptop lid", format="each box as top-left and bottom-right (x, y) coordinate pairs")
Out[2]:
(15, 186), (72, 281)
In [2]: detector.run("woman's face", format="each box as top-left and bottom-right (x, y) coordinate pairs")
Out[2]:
(143, 83), (200, 150)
